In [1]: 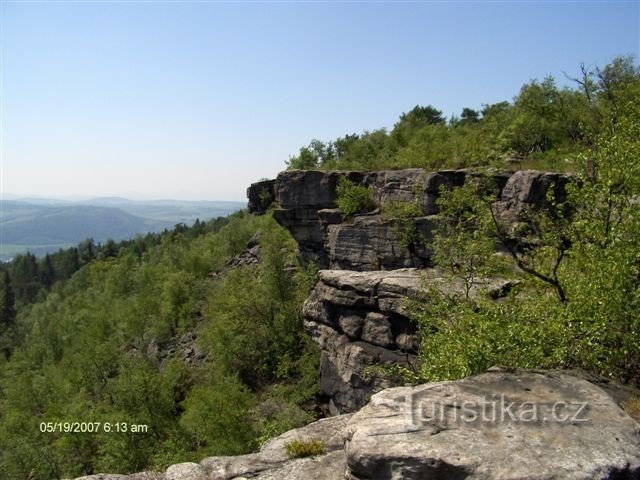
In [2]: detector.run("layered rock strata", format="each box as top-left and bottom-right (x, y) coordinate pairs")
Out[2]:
(303, 268), (515, 414)
(253, 169), (569, 270)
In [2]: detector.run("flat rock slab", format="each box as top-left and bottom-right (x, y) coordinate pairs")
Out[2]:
(344, 369), (640, 480)
(200, 414), (352, 479)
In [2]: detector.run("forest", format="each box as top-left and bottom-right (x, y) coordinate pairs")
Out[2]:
(0, 56), (638, 479)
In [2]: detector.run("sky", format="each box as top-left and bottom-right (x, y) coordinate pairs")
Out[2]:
(1, 1), (638, 201)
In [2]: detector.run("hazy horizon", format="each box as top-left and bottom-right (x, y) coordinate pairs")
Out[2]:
(1, 190), (248, 203)
(2, 1), (638, 201)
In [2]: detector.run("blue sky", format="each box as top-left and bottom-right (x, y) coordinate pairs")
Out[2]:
(1, 1), (638, 201)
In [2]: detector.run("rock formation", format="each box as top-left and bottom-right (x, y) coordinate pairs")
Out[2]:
(253, 168), (566, 413)
(344, 369), (640, 479)
(74, 369), (640, 480)
(261, 169), (567, 270)
(246, 179), (276, 215)
(303, 268), (515, 414)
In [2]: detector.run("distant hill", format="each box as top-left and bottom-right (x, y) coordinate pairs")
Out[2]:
(0, 198), (245, 260)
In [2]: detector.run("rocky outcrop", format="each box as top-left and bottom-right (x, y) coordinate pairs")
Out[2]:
(223, 233), (261, 269)
(259, 168), (566, 270)
(344, 368), (640, 480)
(303, 268), (516, 414)
(247, 179), (276, 215)
(248, 168), (570, 414)
(75, 369), (640, 480)
(74, 414), (353, 480)
(495, 169), (572, 229)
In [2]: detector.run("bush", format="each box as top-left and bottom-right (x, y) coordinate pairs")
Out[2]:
(336, 178), (376, 217)
(381, 200), (424, 251)
(404, 108), (640, 386)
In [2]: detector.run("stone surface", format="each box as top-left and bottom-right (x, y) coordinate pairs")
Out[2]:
(247, 179), (276, 215)
(74, 476), (128, 480)
(199, 414), (351, 479)
(325, 215), (436, 270)
(165, 463), (207, 480)
(74, 474), (162, 480)
(224, 233), (262, 269)
(269, 168), (563, 270)
(344, 369), (640, 480)
(142, 331), (206, 367)
(76, 370), (640, 480)
(495, 169), (572, 230)
(303, 268), (515, 414)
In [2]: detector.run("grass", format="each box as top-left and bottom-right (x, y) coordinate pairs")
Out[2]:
(623, 396), (640, 422)
(283, 439), (327, 459)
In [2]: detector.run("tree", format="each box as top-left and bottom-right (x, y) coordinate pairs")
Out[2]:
(286, 139), (334, 170)
(595, 55), (639, 125)
(408, 78), (640, 383)
(78, 238), (97, 265)
(40, 254), (56, 289)
(433, 179), (497, 299)
(506, 76), (563, 155)
(10, 252), (41, 303)
(99, 239), (119, 259)
(0, 270), (17, 358)
(459, 107), (480, 124)
(53, 247), (80, 280)
(391, 105), (445, 148)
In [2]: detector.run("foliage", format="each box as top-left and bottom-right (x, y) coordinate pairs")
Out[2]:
(1, 215), (234, 306)
(335, 177), (377, 217)
(283, 439), (326, 459)
(0, 212), (319, 479)
(433, 179), (499, 298)
(381, 199), (423, 251)
(0, 271), (17, 358)
(406, 90), (640, 385)
(286, 57), (637, 173)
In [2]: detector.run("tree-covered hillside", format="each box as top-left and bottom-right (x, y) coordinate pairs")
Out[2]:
(0, 213), (319, 479)
(288, 56), (638, 173)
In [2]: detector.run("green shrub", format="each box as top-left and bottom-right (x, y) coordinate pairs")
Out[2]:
(283, 439), (326, 459)
(336, 177), (376, 217)
(403, 111), (640, 385)
(381, 199), (424, 250)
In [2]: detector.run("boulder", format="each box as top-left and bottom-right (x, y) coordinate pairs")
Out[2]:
(495, 169), (572, 228)
(74, 370), (640, 480)
(73, 473), (162, 480)
(344, 368), (640, 480)
(165, 463), (206, 480)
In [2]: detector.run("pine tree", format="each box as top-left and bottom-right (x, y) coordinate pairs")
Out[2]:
(0, 270), (16, 358)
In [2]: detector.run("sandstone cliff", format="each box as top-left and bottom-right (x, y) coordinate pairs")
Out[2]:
(248, 169), (569, 270)
(248, 168), (569, 414)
